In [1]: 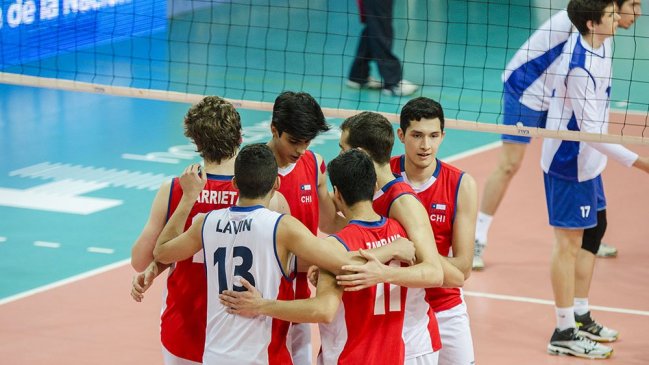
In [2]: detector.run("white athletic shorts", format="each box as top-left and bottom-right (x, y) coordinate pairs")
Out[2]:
(436, 301), (475, 365)
(405, 351), (440, 365)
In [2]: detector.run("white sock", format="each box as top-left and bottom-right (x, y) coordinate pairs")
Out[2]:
(556, 306), (576, 331)
(475, 211), (493, 244)
(574, 297), (589, 316)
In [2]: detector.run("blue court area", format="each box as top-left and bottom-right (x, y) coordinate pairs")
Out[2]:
(0, 82), (496, 299)
(1, 0), (648, 299)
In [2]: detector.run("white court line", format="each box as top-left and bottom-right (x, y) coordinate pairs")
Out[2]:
(0, 259), (129, 306)
(464, 291), (649, 316)
(33, 241), (61, 248)
(0, 236), (7, 242)
(443, 141), (502, 163)
(87, 247), (115, 254)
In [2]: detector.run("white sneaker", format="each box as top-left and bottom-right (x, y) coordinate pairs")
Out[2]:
(472, 240), (485, 271)
(382, 79), (418, 96)
(548, 327), (613, 359)
(596, 242), (618, 258)
(346, 77), (382, 90)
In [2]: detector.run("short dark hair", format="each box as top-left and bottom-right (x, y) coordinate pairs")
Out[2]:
(400, 97), (446, 132)
(568, 0), (615, 35)
(184, 96), (242, 164)
(271, 91), (330, 141)
(340, 112), (394, 165)
(234, 144), (278, 199)
(327, 149), (376, 207)
(614, 0), (629, 6)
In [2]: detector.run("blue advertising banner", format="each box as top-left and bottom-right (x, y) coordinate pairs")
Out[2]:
(0, 0), (167, 68)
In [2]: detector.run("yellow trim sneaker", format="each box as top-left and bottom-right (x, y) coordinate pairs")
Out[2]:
(576, 311), (619, 342)
(547, 327), (613, 359)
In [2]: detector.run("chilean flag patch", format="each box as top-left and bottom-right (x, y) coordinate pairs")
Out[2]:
(431, 203), (446, 211)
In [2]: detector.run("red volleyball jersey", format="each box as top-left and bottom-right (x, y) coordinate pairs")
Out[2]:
(372, 177), (419, 218)
(391, 156), (465, 313)
(161, 173), (239, 362)
(277, 150), (320, 235)
(372, 178), (443, 356)
(319, 217), (408, 365)
(277, 150), (321, 299)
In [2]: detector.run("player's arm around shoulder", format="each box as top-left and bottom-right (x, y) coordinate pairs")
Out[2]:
(277, 214), (351, 275)
(449, 172), (478, 278)
(386, 194), (444, 288)
(131, 181), (171, 272)
(315, 153), (348, 234)
(153, 164), (207, 264)
(154, 213), (206, 264)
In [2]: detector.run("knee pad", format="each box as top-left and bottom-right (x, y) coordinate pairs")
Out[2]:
(581, 209), (607, 254)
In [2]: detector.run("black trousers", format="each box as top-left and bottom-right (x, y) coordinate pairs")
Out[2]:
(348, 0), (402, 87)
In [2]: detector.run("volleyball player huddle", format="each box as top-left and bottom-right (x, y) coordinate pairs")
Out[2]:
(131, 92), (477, 365)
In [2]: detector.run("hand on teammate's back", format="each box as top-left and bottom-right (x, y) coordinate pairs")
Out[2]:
(337, 249), (392, 292)
(220, 278), (264, 318)
(179, 163), (207, 200)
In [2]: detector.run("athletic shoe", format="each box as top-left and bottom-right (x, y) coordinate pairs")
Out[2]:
(576, 311), (619, 342)
(346, 77), (382, 90)
(547, 327), (613, 359)
(472, 239), (485, 271)
(382, 80), (418, 96)
(596, 242), (618, 258)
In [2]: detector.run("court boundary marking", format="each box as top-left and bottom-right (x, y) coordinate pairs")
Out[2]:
(0, 259), (129, 306)
(464, 291), (649, 317)
(2, 140), (648, 318)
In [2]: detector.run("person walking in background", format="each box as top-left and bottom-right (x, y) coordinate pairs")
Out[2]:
(347, 0), (419, 96)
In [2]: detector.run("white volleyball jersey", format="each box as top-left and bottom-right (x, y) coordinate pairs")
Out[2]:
(202, 205), (296, 365)
(542, 33), (620, 182)
(503, 9), (573, 111)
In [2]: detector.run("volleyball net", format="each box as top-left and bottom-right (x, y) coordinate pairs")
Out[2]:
(1, 0), (647, 145)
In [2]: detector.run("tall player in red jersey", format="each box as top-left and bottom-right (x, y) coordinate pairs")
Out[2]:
(221, 149), (438, 365)
(390, 97), (477, 365)
(266, 91), (348, 363)
(129, 96), (244, 364)
(337, 111), (467, 364)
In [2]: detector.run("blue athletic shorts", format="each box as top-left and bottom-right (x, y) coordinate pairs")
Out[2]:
(543, 173), (606, 229)
(502, 91), (548, 144)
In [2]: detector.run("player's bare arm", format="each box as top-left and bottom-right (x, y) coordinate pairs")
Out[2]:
(278, 214), (417, 276)
(269, 190), (291, 214)
(446, 173), (478, 277)
(130, 181), (174, 302)
(220, 272), (342, 323)
(337, 194), (445, 290)
(131, 181), (171, 272)
(153, 164), (207, 264)
(633, 156), (649, 173)
(315, 154), (348, 234)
